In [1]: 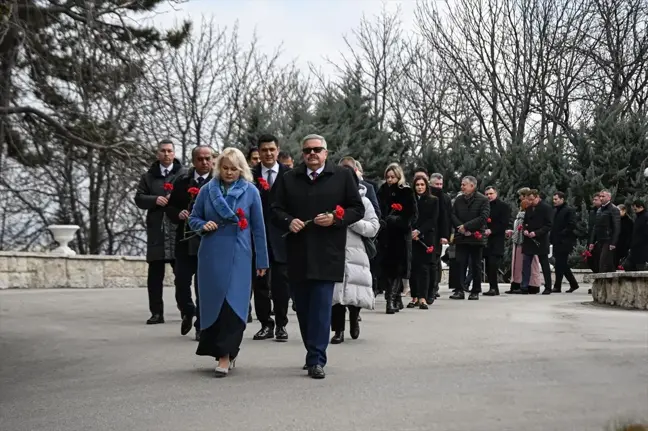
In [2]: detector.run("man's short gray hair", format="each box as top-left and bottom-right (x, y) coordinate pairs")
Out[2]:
(462, 175), (477, 186)
(430, 173), (443, 181)
(301, 134), (327, 149)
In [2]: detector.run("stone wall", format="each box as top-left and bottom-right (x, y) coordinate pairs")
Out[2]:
(0, 252), (174, 289)
(1, 251), (592, 289)
(591, 272), (648, 310)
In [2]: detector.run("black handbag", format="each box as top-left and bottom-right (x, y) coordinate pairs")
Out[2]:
(362, 236), (378, 259)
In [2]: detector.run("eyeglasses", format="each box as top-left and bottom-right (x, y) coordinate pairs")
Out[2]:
(302, 147), (325, 155)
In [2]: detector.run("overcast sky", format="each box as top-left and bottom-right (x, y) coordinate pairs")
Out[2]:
(150, 0), (418, 75)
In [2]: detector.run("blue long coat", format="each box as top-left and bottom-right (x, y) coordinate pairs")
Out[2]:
(188, 178), (269, 329)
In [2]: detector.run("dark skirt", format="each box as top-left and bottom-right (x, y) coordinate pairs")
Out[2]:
(196, 300), (245, 360)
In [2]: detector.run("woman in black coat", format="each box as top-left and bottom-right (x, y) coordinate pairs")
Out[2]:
(408, 176), (439, 309)
(377, 163), (417, 314)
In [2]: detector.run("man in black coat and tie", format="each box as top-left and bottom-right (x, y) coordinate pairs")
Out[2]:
(549, 191), (580, 293)
(483, 186), (511, 296)
(589, 189), (621, 273)
(518, 189), (553, 295)
(251, 134), (291, 342)
(272, 134), (364, 379)
(166, 145), (214, 340)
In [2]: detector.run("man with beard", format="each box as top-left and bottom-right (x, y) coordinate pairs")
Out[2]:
(429, 173), (451, 300)
(549, 191), (580, 293)
(590, 189), (621, 273)
(166, 145), (215, 339)
(482, 186), (511, 296)
(135, 139), (187, 325)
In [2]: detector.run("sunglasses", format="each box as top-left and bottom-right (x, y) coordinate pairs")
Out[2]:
(302, 147), (325, 155)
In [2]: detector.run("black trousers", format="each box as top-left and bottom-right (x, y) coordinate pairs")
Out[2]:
(331, 304), (360, 332)
(147, 260), (175, 316)
(484, 255), (502, 291)
(597, 242), (616, 273)
(253, 262), (290, 328)
(553, 252), (578, 290)
(428, 254), (442, 298)
(174, 253), (199, 328)
(455, 244), (483, 294)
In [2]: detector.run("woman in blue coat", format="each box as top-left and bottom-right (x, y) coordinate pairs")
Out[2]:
(189, 147), (269, 377)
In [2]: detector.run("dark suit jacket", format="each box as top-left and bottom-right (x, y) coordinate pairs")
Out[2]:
(522, 199), (553, 255)
(166, 168), (212, 256)
(485, 198), (511, 256)
(271, 161), (364, 283)
(360, 179), (381, 219)
(253, 163), (289, 263)
(629, 210), (648, 264)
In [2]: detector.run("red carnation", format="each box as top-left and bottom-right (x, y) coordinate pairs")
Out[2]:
(238, 218), (249, 230)
(391, 203), (403, 211)
(617, 265), (624, 270)
(426, 246), (434, 254)
(257, 178), (270, 191)
(236, 208), (245, 218)
(187, 187), (200, 197)
(517, 225), (523, 231)
(163, 183), (174, 192)
(487, 218), (492, 223)
(334, 205), (345, 220)
(474, 231), (483, 240)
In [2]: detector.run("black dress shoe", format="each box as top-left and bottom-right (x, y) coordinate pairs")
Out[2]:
(146, 314), (165, 325)
(275, 326), (288, 342)
(406, 301), (418, 308)
(513, 288), (529, 295)
(419, 302), (429, 310)
(253, 326), (274, 340)
(541, 289), (552, 295)
(302, 364), (309, 370)
(588, 288), (592, 294)
(483, 289), (499, 296)
(309, 365), (326, 379)
(468, 292), (479, 300)
(566, 285), (580, 293)
(180, 315), (193, 335)
(331, 332), (344, 344)
(552, 287), (562, 293)
(449, 291), (465, 300)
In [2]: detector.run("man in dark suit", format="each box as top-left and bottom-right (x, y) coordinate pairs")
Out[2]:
(135, 139), (187, 325)
(518, 189), (553, 295)
(272, 134), (364, 379)
(589, 189), (621, 273)
(251, 134), (291, 342)
(429, 173), (452, 300)
(483, 186), (511, 296)
(550, 191), (580, 293)
(450, 176), (490, 300)
(586, 193), (602, 273)
(166, 145), (214, 339)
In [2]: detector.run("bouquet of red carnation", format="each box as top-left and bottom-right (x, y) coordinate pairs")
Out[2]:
(581, 250), (593, 261)
(282, 205), (345, 237)
(257, 178), (270, 191)
(617, 265), (624, 271)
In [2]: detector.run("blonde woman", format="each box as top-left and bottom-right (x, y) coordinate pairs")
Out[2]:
(376, 163), (417, 314)
(189, 147), (269, 377)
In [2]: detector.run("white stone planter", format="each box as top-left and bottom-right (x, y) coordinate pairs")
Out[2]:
(48, 225), (80, 256)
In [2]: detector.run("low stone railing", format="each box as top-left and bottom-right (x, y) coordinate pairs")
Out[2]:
(0, 250), (593, 290)
(591, 271), (648, 310)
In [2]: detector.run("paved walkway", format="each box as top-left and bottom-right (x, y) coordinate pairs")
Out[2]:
(1, 286), (647, 431)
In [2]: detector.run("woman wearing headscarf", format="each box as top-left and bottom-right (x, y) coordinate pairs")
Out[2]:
(330, 165), (380, 343)
(189, 147), (269, 377)
(376, 163), (417, 314)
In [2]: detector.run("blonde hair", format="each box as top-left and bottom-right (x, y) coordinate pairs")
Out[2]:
(213, 147), (253, 182)
(384, 163), (406, 187)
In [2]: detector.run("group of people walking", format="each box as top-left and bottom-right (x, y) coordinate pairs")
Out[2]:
(134, 134), (648, 380)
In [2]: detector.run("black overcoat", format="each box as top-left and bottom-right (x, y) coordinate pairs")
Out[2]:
(522, 199), (553, 256)
(485, 198), (511, 256)
(451, 192), (490, 246)
(377, 183), (417, 278)
(549, 203), (577, 254)
(271, 161), (364, 283)
(412, 194), (439, 264)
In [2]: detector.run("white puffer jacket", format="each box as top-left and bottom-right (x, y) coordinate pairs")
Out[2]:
(332, 185), (380, 309)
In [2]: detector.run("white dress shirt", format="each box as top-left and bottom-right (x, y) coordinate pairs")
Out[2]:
(261, 162), (280, 186)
